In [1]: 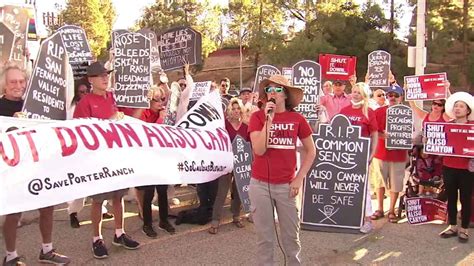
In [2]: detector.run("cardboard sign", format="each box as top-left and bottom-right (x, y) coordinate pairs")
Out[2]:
(424, 122), (474, 158)
(319, 54), (357, 81)
(386, 105), (413, 149)
(404, 73), (447, 101)
(0, 5), (30, 66)
(405, 197), (447, 225)
(292, 60), (321, 121)
(157, 26), (202, 71)
(232, 135), (252, 212)
(58, 25), (93, 79)
(253, 65), (281, 93)
(22, 32), (68, 120)
(367, 50), (391, 88)
(190, 81), (211, 102)
(113, 31), (151, 108)
(282, 67), (293, 85)
(137, 28), (162, 72)
(301, 115), (370, 233)
(0, 22), (15, 63)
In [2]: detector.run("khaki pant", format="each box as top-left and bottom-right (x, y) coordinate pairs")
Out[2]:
(249, 178), (301, 266)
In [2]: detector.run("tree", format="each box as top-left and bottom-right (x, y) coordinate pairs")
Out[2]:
(59, 0), (116, 59)
(138, 0), (222, 61)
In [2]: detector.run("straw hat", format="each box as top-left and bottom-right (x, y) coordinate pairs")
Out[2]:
(445, 91), (474, 120)
(258, 75), (303, 109)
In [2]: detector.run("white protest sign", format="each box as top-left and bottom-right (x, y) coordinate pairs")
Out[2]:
(189, 81), (211, 102)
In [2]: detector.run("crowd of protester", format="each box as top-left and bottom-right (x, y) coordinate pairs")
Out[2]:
(0, 57), (473, 266)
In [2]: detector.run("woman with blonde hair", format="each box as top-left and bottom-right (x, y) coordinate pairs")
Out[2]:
(340, 82), (378, 233)
(209, 97), (249, 234)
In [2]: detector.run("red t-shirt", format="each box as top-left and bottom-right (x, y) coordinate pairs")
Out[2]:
(248, 110), (313, 184)
(73, 92), (117, 119)
(442, 120), (473, 170)
(119, 107), (163, 124)
(373, 105), (407, 162)
(225, 119), (249, 142)
(340, 105), (378, 138)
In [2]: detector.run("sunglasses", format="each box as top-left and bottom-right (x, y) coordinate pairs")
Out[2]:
(264, 86), (284, 93)
(221, 84), (228, 88)
(152, 97), (166, 102)
(179, 83), (186, 88)
(432, 102), (444, 107)
(387, 93), (400, 98)
(376, 93), (385, 97)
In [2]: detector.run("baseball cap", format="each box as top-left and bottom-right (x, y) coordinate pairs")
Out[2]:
(87, 62), (113, 77)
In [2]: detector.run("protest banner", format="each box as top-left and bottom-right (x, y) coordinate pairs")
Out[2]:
(157, 26), (202, 71)
(190, 81), (211, 102)
(0, 22), (15, 63)
(253, 65), (281, 93)
(367, 50), (391, 88)
(404, 73), (448, 101)
(301, 115), (370, 233)
(0, 5), (30, 66)
(137, 28), (162, 72)
(58, 25), (93, 79)
(405, 197), (447, 225)
(232, 135), (252, 212)
(319, 54), (357, 81)
(22, 32), (69, 120)
(0, 92), (233, 215)
(282, 67), (293, 85)
(113, 31), (151, 108)
(424, 122), (474, 158)
(292, 60), (321, 121)
(385, 105), (413, 149)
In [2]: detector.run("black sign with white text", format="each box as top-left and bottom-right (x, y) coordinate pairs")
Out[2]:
(0, 5), (30, 66)
(301, 115), (369, 233)
(157, 26), (202, 71)
(292, 60), (321, 121)
(253, 65), (281, 93)
(137, 28), (162, 72)
(232, 135), (252, 212)
(113, 31), (151, 108)
(58, 25), (93, 79)
(386, 105), (413, 149)
(22, 32), (68, 120)
(367, 50), (391, 88)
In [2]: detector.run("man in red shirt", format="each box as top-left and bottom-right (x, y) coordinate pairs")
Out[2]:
(370, 85), (408, 223)
(73, 62), (140, 259)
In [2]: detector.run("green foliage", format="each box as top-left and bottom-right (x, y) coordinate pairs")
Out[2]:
(59, 0), (116, 59)
(138, 0), (222, 59)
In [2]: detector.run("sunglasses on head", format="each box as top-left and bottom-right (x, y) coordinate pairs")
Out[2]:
(376, 93), (385, 97)
(264, 86), (284, 93)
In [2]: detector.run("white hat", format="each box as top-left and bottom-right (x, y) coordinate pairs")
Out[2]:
(445, 91), (474, 120)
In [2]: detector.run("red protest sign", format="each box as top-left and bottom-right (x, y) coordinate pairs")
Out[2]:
(319, 54), (356, 81)
(424, 122), (474, 158)
(404, 73), (447, 101)
(406, 197), (447, 225)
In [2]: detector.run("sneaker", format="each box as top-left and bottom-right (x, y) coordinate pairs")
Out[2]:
(92, 239), (108, 259)
(3, 256), (26, 266)
(159, 221), (176, 234)
(38, 249), (71, 264)
(112, 234), (140, 250)
(171, 198), (180, 205)
(142, 224), (158, 238)
(360, 221), (374, 234)
(70, 213), (80, 228)
(102, 212), (114, 219)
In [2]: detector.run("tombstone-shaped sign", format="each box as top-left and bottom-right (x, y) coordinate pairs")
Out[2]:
(22, 32), (69, 120)
(113, 31), (151, 108)
(137, 28), (162, 72)
(292, 60), (321, 121)
(111, 29), (129, 48)
(301, 115), (370, 233)
(367, 50), (391, 88)
(253, 65), (281, 93)
(0, 23), (15, 63)
(386, 105), (413, 149)
(232, 135), (252, 212)
(0, 5), (30, 66)
(157, 26), (202, 71)
(58, 25), (93, 79)
(319, 54), (357, 81)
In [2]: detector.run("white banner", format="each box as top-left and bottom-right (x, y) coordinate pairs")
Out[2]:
(0, 92), (233, 215)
